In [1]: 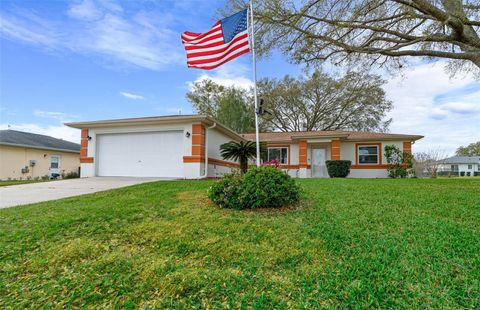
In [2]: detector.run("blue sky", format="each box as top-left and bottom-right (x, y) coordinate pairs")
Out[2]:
(0, 0), (478, 155)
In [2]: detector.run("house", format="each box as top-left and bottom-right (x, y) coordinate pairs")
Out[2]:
(438, 156), (480, 177)
(0, 130), (80, 180)
(65, 115), (423, 179)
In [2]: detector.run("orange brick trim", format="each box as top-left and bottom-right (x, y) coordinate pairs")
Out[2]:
(279, 164), (311, 169)
(80, 129), (94, 163)
(331, 140), (341, 160)
(191, 124), (205, 157)
(355, 143), (382, 167)
(403, 141), (412, 154)
(80, 157), (94, 163)
(299, 140), (308, 168)
(183, 156), (240, 168)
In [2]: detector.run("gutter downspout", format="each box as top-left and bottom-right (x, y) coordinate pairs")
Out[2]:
(200, 122), (217, 178)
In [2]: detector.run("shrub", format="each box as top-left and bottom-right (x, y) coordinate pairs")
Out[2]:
(384, 144), (413, 178)
(63, 171), (80, 179)
(208, 166), (301, 209)
(325, 160), (351, 178)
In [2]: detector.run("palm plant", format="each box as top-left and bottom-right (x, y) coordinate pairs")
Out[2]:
(220, 141), (262, 173)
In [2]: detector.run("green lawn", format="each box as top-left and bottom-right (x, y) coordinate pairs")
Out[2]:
(0, 179), (50, 187)
(1, 179), (479, 308)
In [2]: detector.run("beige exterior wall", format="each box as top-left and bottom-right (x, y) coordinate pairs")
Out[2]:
(0, 145), (79, 180)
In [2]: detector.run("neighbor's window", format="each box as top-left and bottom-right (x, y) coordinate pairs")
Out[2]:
(358, 145), (379, 164)
(268, 147), (288, 164)
(468, 164), (472, 169)
(451, 165), (458, 171)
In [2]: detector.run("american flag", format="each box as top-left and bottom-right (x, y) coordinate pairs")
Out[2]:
(181, 9), (250, 70)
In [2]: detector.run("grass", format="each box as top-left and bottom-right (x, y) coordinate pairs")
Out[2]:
(0, 178), (479, 308)
(0, 179), (51, 187)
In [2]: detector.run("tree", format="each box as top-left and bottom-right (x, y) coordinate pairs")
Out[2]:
(187, 79), (255, 133)
(258, 70), (392, 132)
(414, 148), (447, 178)
(384, 144), (413, 178)
(455, 141), (480, 156)
(220, 141), (258, 173)
(226, 0), (480, 76)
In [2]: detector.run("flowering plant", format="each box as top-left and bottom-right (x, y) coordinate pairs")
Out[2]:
(262, 160), (280, 168)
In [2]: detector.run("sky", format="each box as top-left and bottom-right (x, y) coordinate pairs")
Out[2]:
(0, 0), (479, 155)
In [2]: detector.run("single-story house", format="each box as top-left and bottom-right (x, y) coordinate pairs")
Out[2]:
(65, 115), (423, 179)
(0, 130), (80, 180)
(438, 156), (480, 176)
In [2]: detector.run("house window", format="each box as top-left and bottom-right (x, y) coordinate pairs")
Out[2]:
(50, 156), (59, 169)
(451, 165), (458, 172)
(468, 164), (472, 169)
(358, 145), (379, 164)
(268, 147), (288, 164)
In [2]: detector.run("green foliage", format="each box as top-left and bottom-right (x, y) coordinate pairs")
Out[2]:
(384, 145), (413, 178)
(325, 160), (351, 178)
(186, 79), (255, 133)
(208, 166), (301, 209)
(1, 179), (480, 307)
(220, 140), (265, 173)
(455, 141), (480, 156)
(62, 171), (80, 179)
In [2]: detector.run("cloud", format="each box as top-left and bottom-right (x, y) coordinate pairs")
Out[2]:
(34, 110), (79, 122)
(384, 61), (480, 155)
(0, 123), (80, 143)
(188, 61), (253, 90)
(0, 0), (183, 70)
(119, 91), (144, 100)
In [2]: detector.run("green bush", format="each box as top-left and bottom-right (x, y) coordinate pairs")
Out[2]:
(208, 166), (301, 209)
(325, 160), (351, 178)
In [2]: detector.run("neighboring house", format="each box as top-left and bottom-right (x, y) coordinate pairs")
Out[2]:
(438, 156), (480, 176)
(0, 130), (80, 180)
(66, 115), (423, 179)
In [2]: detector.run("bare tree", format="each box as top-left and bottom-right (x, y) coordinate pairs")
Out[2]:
(226, 0), (480, 76)
(258, 70), (392, 132)
(414, 148), (448, 178)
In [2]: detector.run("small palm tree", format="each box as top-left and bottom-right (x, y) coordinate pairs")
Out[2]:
(220, 141), (260, 173)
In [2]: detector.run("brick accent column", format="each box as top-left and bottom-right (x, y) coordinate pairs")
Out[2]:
(80, 129), (93, 163)
(183, 124), (205, 163)
(403, 141), (412, 154)
(331, 140), (341, 160)
(299, 140), (308, 168)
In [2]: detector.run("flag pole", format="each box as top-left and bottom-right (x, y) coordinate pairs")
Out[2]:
(249, 0), (261, 167)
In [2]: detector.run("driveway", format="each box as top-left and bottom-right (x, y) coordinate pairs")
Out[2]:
(0, 177), (163, 209)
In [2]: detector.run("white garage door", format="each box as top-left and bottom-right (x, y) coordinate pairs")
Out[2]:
(96, 131), (184, 177)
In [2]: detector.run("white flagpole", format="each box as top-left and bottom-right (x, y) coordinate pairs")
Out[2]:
(249, 0), (261, 167)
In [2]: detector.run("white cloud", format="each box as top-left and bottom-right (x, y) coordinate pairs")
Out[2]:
(189, 61), (254, 90)
(0, 1), (183, 70)
(0, 123), (80, 143)
(119, 91), (144, 100)
(33, 110), (79, 122)
(384, 61), (480, 155)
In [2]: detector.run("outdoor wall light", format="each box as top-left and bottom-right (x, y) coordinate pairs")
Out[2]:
(185, 131), (191, 138)
(87, 135), (92, 141)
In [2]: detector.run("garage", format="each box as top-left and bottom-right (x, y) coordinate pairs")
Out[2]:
(96, 131), (184, 177)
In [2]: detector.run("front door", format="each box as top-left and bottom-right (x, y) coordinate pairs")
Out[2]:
(49, 155), (60, 177)
(311, 148), (327, 178)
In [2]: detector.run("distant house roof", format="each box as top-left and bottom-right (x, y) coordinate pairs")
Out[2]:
(241, 130), (423, 143)
(0, 130), (80, 153)
(443, 156), (480, 164)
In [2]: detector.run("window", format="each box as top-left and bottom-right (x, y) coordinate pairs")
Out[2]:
(451, 165), (458, 172)
(268, 147), (288, 164)
(358, 145), (379, 164)
(50, 156), (59, 169)
(468, 164), (472, 169)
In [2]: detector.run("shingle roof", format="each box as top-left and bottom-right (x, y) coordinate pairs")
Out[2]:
(443, 156), (480, 164)
(241, 130), (423, 142)
(0, 130), (80, 153)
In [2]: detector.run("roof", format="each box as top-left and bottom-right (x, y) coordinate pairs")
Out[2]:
(0, 130), (80, 153)
(65, 114), (244, 141)
(241, 130), (424, 143)
(443, 156), (480, 164)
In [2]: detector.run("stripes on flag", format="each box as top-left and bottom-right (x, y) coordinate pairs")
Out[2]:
(181, 9), (250, 70)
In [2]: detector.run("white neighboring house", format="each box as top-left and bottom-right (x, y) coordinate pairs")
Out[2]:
(439, 156), (480, 177)
(65, 114), (423, 179)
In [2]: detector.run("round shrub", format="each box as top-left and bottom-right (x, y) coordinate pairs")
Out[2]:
(208, 167), (301, 209)
(325, 160), (351, 178)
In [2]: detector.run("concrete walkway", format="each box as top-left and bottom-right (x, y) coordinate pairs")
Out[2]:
(0, 177), (163, 209)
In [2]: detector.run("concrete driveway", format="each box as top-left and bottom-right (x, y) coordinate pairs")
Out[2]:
(0, 177), (163, 209)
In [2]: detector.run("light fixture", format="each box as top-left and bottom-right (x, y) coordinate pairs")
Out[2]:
(87, 135), (92, 141)
(185, 131), (191, 138)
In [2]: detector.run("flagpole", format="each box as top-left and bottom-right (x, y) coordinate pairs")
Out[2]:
(249, 0), (261, 167)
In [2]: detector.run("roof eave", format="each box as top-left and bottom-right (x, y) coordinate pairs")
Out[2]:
(0, 142), (80, 154)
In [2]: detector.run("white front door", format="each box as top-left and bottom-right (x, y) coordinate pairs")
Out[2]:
(49, 155), (60, 177)
(311, 148), (327, 178)
(96, 131), (184, 178)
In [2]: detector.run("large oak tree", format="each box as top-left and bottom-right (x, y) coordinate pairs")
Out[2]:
(226, 0), (480, 76)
